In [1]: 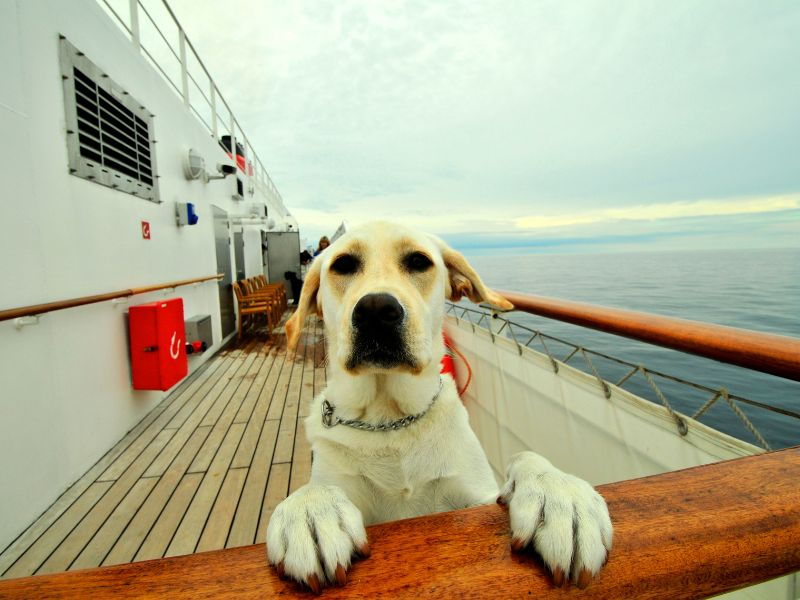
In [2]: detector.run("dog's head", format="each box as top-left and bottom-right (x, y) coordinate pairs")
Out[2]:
(285, 222), (513, 374)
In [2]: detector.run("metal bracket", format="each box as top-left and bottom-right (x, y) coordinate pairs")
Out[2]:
(487, 310), (505, 338)
(479, 302), (513, 314)
(14, 316), (40, 329)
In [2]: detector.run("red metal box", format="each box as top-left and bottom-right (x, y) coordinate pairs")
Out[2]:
(129, 298), (188, 391)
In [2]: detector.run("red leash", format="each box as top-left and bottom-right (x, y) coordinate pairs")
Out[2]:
(441, 333), (472, 397)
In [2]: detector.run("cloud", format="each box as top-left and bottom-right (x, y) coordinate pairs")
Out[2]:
(515, 194), (800, 230)
(444, 208), (799, 255)
(166, 0), (800, 252)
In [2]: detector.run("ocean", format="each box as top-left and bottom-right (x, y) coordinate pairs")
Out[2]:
(463, 247), (800, 449)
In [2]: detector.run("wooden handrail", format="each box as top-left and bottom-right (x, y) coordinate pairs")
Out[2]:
(0, 447), (797, 598)
(0, 275), (223, 323)
(499, 290), (800, 382)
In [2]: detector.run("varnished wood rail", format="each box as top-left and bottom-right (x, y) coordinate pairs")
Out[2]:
(499, 290), (800, 382)
(1, 447), (797, 599)
(0, 275), (223, 323)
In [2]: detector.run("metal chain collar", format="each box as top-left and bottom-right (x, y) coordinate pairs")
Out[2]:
(321, 376), (444, 432)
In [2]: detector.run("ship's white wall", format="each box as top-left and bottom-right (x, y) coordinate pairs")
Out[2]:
(0, 0), (283, 551)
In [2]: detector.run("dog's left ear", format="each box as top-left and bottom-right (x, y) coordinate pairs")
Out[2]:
(432, 237), (514, 310)
(285, 257), (323, 352)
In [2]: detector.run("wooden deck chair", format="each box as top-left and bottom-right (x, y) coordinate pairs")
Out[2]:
(232, 281), (274, 341)
(242, 279), (282, 325)
(244, 278), (286, 317)
(256, 276), (287, 307)
(253, 278), (285, 320)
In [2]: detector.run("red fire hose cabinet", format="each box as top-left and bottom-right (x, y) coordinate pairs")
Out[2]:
(129, 298), (188, 391)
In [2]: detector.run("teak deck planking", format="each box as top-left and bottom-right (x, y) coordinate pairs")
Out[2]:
(0, 313), (323, 580)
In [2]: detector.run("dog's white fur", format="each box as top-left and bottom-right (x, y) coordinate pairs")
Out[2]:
(267, 222), (612, 590)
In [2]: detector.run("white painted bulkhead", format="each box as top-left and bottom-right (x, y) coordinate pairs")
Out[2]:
(242, 227), (267, 279)
(0, 0), (292, 550)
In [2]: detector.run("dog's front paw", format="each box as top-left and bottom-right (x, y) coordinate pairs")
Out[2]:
(498, 452), (612, 589)
(266, 483), (369, 593)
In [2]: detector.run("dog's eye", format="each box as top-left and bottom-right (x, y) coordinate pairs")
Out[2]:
(330, 254), (360, 275)
(404, 252), (433, 273)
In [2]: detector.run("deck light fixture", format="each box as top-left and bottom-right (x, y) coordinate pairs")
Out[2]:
(182, 148), (205, 180)
(183, 148), (235, 182)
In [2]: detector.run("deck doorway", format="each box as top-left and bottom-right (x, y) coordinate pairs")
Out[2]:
(212, 206), (235, 338)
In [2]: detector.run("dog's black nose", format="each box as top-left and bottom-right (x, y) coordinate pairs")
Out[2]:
(352, 293), (404, 329)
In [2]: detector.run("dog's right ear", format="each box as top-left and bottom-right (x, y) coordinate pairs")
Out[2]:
(285, 258), (323, 352)
(430, 235), (514, 310)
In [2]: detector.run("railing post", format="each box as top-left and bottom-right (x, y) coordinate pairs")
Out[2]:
(210, 85), (218, 139)
(129, 0), (141, 51)
(244, 137), (252, 195)
(178, 29), (189, 107)
(489, 310), (504, 336)
(229, 114), (237, 174)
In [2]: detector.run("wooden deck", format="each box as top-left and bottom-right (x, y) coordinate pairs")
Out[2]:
(0, 312), (324, 580)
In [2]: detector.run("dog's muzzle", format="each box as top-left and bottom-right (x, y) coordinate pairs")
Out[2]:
(347, 293), (413, 370)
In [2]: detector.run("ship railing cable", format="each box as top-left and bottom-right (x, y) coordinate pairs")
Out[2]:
(444, 302), (798, 451)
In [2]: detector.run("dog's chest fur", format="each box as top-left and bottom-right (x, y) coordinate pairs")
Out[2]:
(313, 437), (459, 524)
(348, 443), (444, 495)
(306, 388), (497, 524)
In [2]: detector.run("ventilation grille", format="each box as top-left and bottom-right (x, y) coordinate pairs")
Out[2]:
(60, 37), (158, 202)
(73, 67), (153, 186)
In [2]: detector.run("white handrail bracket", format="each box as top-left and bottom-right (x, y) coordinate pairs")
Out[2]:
(14, 316), (40, 329)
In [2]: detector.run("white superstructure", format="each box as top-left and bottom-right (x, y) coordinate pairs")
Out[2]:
(0, 0), (293, 551)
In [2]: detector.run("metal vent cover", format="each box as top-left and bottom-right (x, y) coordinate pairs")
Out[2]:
(59, 37), (159, 202)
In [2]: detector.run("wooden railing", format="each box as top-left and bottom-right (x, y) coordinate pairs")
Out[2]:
(0, 447), (797, 598)
(499, 290), (800, 382)
(0, 275), (223, 324)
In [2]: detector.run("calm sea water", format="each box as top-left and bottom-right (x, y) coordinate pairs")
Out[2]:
(464, 247), (800, 449)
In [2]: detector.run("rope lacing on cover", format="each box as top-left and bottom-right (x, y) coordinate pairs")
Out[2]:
(641, 368), (688, 436)
(693, 388), (771, 451)
(444, 302), (786, 450)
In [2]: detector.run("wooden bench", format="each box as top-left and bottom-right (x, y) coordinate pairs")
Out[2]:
(1, 447), (797, 599)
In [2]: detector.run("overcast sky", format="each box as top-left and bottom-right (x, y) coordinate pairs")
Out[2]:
(167, 0), (799, 254)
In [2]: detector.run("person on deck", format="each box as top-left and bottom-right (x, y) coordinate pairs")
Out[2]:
(315, 236), (330, 256)
(299, 251), (312, 281)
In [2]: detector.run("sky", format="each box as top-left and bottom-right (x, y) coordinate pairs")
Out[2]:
(164, 0), (800, 254)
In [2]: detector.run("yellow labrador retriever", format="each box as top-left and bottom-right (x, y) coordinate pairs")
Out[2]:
(267, 222), (612, 592)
